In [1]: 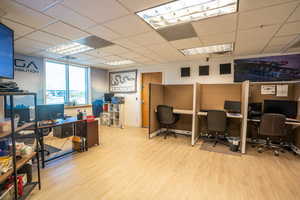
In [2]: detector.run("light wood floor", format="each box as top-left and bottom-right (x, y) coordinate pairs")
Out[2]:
(29, 126), (300, 200)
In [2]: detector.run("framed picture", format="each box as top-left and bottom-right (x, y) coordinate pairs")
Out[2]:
(109, 69), (137, 93)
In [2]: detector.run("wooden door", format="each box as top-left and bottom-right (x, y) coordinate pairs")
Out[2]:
(141, 72), (162, 128)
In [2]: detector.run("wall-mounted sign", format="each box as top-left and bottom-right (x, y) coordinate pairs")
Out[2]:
(261, 85), (276, 95)
(109, 70), (137, 93)
(14, 58), (40, 73)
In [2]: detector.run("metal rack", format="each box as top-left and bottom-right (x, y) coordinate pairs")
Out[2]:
(0, 92), (41, 200)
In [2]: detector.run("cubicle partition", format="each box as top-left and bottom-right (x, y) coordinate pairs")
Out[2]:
(149, 83), (195, 145)
(248, 81), (300, 152)
(194, 81), (249, 153)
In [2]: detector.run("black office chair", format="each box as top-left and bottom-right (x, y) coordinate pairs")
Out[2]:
(206, 110), (227, 147)
(257, 113), (287, 156)
(156, 105), (179, 139)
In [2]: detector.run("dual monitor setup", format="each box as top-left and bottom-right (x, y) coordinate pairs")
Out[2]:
(5, 104), (65, 124)
(250, 100), (298, 119)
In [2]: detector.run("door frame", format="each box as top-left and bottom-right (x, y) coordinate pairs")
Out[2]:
(141, 72), (163, 128)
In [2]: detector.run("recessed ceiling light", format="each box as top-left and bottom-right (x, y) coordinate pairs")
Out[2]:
(180, 43), (234, 55)
(47, 42), (94, 56)
(105, 60), (135, 66)
(137, 0), (238, 29)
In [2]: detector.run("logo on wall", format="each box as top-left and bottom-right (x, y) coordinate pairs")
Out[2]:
(14, 58), (40, 73)
(109, 70), (137, 93)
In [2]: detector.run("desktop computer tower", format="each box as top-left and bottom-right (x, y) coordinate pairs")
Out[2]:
(53, 124), (74, 138)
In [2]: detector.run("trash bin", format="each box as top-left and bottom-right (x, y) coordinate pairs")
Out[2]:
(227, 137), (240, 152)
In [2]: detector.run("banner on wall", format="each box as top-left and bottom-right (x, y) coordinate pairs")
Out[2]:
(109, 70), (137, 93)
(14, 58), (40, 73)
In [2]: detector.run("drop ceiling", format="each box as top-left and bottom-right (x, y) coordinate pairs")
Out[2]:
(0, 0), (299, 69)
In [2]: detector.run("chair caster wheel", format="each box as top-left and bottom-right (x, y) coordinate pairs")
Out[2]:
(258, 147), (263, 153)
(274, 151), (279, 156)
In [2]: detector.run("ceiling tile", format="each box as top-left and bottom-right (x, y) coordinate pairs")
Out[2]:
(85, 49), (112, 58)
(44, 4), (97, 29)
(239, 0), (297, 12)
(277, 21), (300, 36)
(86, 25), (120, 41)
(147, 43), (184, 60)
(286, 46), (300, 53)
(128, 31), (167, 46)
(118, 0), (173, 12)
(201, 32), (235, 46)
(0, 0), (56, 29)
(112, 38), (141, 49)
(133, 56), (152, 62)
(103, 55), (122, 61)
(43, 21), (90, 40)
(103, 14), (152, 37)
(73, 53), (97, 61)
(170, 37), (202, 49)
(192, 13), (237, 36)
(238, 2), (298, 30)
(263, 45), (284, 53)
(15, 37), (51, 52)
(269, 35), (298, 46)
(25, 31), (69, 46)
(15, 0), (61, 12)
(288, 5), (300, 22)
(235, 25), (280, 55)
(99, 45), (129, 55)
(14, 45), (41, 55)
(121, 51), (143, 59)
(62, 0), (129, 24)
(1, 18), (34, 39)
(0, 8), (5, 17)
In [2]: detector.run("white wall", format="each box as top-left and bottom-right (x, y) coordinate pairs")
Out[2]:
(110, 56), (233, 127)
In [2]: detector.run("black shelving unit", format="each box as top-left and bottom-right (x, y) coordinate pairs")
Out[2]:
(0, 92), (41, 200)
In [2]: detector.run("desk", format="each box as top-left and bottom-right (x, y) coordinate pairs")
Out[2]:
(154, 109), (193, 115)
(173, 109), (193, 115)
(248, 118), (300, 126)
(198, 112), (243, 119)
(28, 117), (87, 168)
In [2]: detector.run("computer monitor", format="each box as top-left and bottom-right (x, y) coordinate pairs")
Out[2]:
(104, 93), (114, 102)
(249, 102), (262, 112)
(224, 101), (241, 113)
(5, 108), (30, 123)
(0, 23), (14, 79)
(263, 100), (298, 118)
(37, 104), (64, 121)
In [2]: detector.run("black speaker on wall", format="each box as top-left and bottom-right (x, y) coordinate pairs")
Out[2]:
(199, 65), (209, 76)
(181, 67), (190, 77)
(220, 63), (231, 74)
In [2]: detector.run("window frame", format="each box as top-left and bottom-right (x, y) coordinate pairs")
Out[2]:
(44, 59), (89, 105)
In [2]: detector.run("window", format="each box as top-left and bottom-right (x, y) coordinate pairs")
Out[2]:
(69, 65), (87, 105)
(45, 61), (88, 105)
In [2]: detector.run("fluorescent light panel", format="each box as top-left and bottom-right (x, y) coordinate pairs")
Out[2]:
(181, 43), (233, 55)
(106, 60), (135, 66)
(47, 42), (94, 56)
(137, 0), (238, 29)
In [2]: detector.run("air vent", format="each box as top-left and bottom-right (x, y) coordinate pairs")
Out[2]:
(75, 35), (114, 49)
(157, 23), (197, 41)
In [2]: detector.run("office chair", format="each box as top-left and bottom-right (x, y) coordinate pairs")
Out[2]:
(206, 110), (227, 147)
(257, 113), (287, 156)
(156, 105), (179, 139)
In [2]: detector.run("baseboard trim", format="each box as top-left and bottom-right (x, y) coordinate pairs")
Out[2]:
(149, 130), (160, 138)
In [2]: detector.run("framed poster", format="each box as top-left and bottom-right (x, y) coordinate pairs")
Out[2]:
(109, 69), (137, 93)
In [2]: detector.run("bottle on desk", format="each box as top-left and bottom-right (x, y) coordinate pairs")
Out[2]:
(77, 109), (83, 120)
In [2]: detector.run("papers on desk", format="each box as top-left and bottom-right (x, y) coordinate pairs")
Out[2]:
(276, 85), (288, 97)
